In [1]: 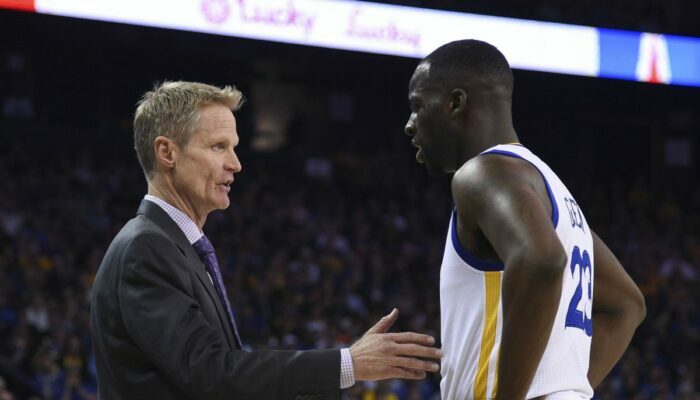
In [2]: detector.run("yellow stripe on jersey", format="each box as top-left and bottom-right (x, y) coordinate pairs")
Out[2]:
(491, 348), (500, 399)
(473, 271), (502, 400)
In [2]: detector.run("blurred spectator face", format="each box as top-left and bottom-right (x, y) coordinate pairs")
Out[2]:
(65, 368), (81, 388)
(67, 335), (81, 353)
(37, 352), (56, 373)
(170, 103), (242, 216)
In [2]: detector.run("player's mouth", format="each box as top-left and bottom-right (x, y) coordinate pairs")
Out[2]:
(412, 141), (425, 164)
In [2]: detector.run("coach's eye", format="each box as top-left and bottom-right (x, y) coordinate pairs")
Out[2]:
(213, 143), (225, 151)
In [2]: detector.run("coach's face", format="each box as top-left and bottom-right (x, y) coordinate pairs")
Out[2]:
(173, 103), (242, 217)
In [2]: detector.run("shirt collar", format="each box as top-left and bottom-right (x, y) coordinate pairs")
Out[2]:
(144, 195), (203, 244)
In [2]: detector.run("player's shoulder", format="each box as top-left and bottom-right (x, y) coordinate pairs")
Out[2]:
(453, 152), (537, 194)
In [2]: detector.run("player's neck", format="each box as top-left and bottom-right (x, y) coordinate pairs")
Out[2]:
(458, 110), (517, 166)
(487, 128), (519, 148)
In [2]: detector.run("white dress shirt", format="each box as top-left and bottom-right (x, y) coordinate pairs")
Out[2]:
(143, 195), (356, 389)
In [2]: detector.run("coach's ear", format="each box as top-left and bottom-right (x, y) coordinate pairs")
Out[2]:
(449, 88), (467, 116)
(154, 136), (177, 170)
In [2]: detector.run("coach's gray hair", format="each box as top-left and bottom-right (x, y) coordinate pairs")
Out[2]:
(133, 81), (244, 180)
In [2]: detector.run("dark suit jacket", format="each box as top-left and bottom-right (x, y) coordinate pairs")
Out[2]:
(91, 200), (340, 399)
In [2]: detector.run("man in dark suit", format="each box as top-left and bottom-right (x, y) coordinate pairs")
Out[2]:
(91, 81), (441, 400)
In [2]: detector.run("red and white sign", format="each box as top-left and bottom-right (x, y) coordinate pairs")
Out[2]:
(636, 33), (672, 84)
(0, 0), (35, 12)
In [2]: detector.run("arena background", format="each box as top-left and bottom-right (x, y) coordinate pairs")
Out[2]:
(0, 1), (699, 399)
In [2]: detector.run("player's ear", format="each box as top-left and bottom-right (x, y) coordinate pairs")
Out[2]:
(449, 89), (467, 116)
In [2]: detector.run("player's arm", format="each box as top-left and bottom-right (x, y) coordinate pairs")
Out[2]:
(453, 156), (567, 400)
(587, 231), (645, 388)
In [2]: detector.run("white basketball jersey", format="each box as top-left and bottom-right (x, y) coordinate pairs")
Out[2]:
(440, 144), (594, 400)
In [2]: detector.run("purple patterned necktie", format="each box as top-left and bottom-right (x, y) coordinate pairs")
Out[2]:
(192, 235), (242, 347)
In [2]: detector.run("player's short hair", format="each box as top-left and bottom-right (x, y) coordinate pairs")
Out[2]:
(421, 39), (513, 93)
(133, 81), (244, 180)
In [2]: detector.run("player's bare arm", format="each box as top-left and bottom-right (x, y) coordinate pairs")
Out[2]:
(452, 155), (567, 400)
(587, 231), (645, 388)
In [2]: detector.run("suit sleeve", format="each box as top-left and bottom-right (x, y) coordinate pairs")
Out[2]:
(118, 231), (340, 399)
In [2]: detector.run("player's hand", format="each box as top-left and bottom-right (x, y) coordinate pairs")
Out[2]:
(349, 308), (441, 381)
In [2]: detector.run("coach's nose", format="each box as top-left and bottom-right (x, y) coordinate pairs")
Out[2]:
(225, 149), (242, 174)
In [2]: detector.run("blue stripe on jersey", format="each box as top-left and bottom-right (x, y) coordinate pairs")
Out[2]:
(450, 211), (505, 271)
(480, 149), (560, 228)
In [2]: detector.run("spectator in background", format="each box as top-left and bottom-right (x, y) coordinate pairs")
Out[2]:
(60, 367), (96, 400)
(0, 376), (15, 400)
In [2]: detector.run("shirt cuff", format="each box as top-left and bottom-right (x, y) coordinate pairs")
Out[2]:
(339, 348), (356, 389)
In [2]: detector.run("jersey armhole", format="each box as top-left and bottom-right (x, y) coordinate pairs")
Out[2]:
(450, 210), (505, 272)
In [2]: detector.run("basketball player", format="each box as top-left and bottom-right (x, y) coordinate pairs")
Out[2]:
(403, 40), (646, 399)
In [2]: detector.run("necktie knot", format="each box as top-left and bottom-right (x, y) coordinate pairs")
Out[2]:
(193, 235), (216, 258)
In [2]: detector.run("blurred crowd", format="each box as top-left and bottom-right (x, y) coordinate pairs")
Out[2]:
(0, 135), (698, 399)
(373, 0), (700, 37)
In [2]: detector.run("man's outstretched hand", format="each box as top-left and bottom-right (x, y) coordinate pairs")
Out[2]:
(350, 308), (442, 381)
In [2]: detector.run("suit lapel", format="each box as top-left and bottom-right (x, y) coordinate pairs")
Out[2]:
(137, 200), (240, 349)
